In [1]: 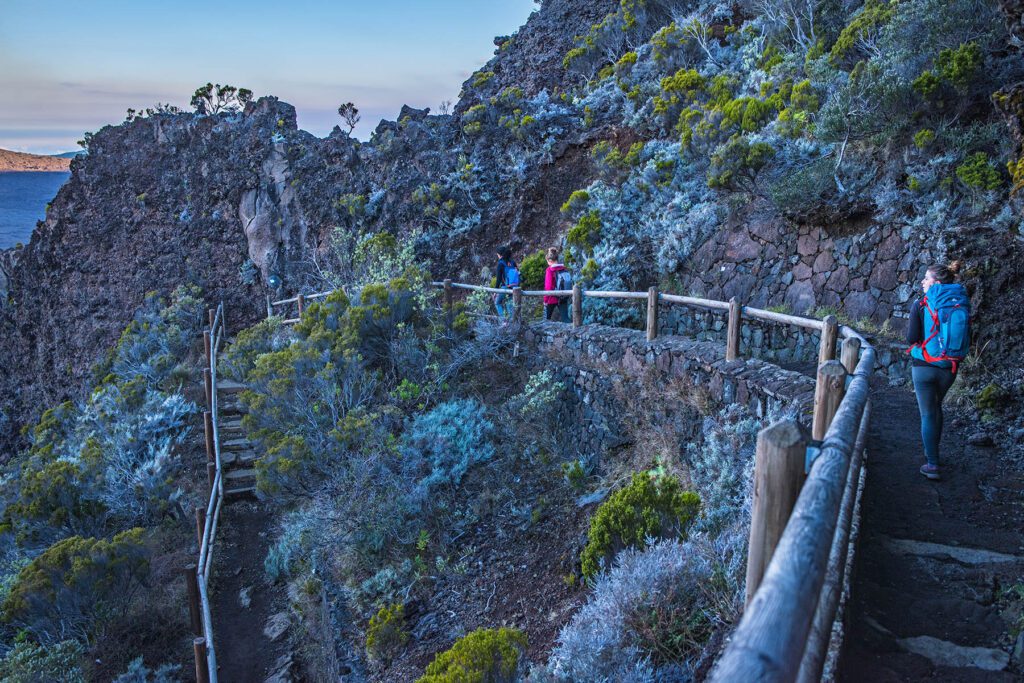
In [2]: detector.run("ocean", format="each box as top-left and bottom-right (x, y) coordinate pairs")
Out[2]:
(0, 171), (71, 249)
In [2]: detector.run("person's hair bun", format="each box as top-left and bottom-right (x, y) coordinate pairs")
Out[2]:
(947, 260), (963, 275)
(546, 246), (561, 261)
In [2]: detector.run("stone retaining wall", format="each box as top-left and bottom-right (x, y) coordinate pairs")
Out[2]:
(521, 321), (817, 460)
(657, 305), (913, 384)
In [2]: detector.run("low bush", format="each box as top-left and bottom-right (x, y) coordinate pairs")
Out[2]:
(221, 315), (289, 382)
(111, 657), (181, 682)
(0, 639), (85, 682)
(519, 250), (548, 290)
(548, 539), (715, 681)
(579, 473), (700, 580)
(418, 627), (527, 683)
(2, 528), (149, 644)
(366, 602), (409, 663)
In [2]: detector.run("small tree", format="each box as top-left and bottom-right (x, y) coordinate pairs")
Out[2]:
(338, 102), (360, 134)
(190, 83), (253, 115)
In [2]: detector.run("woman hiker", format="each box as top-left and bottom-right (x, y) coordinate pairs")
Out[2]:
(543, 246), (571, 322)
(494, 246), (518, 319)
(906, 262), (970, 481)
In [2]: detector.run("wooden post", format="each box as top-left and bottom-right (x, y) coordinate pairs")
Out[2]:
(207, 462), (217, 487)
(841, 336), (861, 376)
(746, 419), (807, 608)
(266, 295), (273, 318)
(203, 411), (214, 464)
(184, 564), (202, 635)
(193, 637), (210, 683)
(512, 287), (522, 322)
(203, 368), (212, 410)
(646, 287), (659, 341)
(818, 314), (838, 366)
(296, 293), (305, 317)
(203, 330), (211, 367)
(726, 297), (742, 361)
(208, 308), (215, 330)
(572, 285), (583, 328)
(812, 361), (847, 441)
(195, 506), (207, 547)
(443, 279), (453, 327)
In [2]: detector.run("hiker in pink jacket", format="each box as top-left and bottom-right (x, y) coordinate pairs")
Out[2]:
(543, 246), (571, 322)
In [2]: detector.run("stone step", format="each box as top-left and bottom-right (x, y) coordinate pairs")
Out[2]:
(225, 467), (257, 483)
(222, 450), (258, 466)
(221, 438), (250, 450)
(224, 485), (257, 499)
(216, 379), (248, 394)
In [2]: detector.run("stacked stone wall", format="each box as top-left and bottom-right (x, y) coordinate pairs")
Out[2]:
(520, 322), (817, 461)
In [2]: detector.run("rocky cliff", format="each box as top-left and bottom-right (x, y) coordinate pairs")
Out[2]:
(2, 0), (1024, 450)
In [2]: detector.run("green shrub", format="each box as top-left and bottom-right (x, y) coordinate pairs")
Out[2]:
(912, 70), (942, 99)
(913, 129), (936, 149)
(975, 382), (1007, 412)
(0, 640), (85, 682)
(366, 603), (409, 662)
(3, 528), (149, 642)
(519, 250), (548, 290)
(560, 189), (590, 215)
(956, 152), (1002, 191)
(580, 473), (700, 580)
(221, 316), (286, 382)
(830, 0), (896, 65)
(471, 71), (495, 88)
(707, 138), (775, 192)
(566, 210), (602, 253)
(936, 41), (982, 90)
(417, 627), (527, 683)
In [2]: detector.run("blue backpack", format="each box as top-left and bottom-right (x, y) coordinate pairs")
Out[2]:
(909, 282), (970, 372)
(505, 262), (520, 287)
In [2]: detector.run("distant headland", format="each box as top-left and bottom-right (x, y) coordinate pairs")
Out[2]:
(0, 148), (74, 172)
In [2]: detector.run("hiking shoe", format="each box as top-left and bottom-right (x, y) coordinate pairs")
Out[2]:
(919, 464), (941, 480)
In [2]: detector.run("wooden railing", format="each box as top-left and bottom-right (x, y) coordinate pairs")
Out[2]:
(185, 303), (227, 683)
(266, 280), (874, 681)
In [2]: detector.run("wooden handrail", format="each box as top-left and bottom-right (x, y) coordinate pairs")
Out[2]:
(710, 345), (875, 682)
(194, 302), (226, 683)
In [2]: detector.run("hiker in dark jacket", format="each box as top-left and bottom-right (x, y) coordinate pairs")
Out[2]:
(543, 246), (570, 322)
(907, 262), (968, 481)
(494, 246), (520, 319)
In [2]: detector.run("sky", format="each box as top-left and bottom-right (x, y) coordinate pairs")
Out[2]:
(0, 0), (538, 154)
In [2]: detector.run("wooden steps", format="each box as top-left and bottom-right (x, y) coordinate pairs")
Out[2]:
(213, 371), (258, 500)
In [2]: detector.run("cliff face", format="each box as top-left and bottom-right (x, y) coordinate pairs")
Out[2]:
(0, 98), (364, 447)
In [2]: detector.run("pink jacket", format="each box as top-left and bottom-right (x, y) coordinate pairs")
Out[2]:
(544, 264), (567, 305)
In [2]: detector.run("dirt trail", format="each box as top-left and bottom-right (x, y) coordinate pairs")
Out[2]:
(839, 383), (1024, 681)
(209, 502), (292, 682)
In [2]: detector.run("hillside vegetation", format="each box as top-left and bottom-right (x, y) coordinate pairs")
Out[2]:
(0, 0), (1023, 679)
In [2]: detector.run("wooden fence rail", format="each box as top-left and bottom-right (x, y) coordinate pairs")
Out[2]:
(265, 280), (874, 681)
(188, 303), (227, 683)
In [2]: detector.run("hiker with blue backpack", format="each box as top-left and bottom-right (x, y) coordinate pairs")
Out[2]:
(494, 246), (519, 319)
(907, 262), (970, 481)
(543, 246), (572, 322)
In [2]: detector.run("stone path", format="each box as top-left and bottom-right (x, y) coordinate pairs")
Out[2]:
(839, 383), (1024, 681)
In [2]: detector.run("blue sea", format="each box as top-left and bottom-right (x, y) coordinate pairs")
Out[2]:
(0, 172), (71, 249)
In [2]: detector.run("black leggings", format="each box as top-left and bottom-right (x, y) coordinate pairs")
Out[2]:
(545, 302), (569, 322)
(912, 365), (956, 466)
